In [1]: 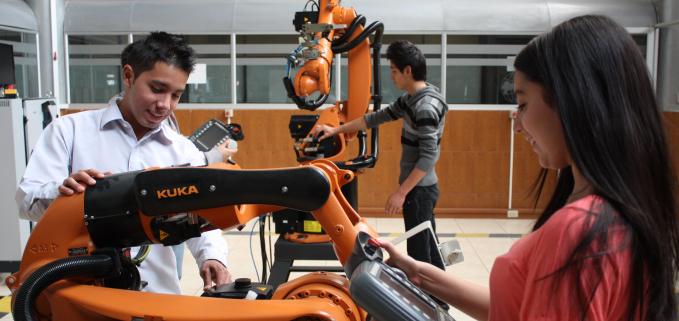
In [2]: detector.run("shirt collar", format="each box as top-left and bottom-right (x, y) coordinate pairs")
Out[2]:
(101, 92), (166, 140)
(101, 92), (125, 129)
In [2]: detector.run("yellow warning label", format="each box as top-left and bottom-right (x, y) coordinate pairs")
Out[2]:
(304, 220), (322, 233)
(0, 296), (11, 313)
(159, 230), (169, 241)
(256, 287), (267, 291)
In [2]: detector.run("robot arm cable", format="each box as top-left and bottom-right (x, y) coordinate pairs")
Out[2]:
(130, 245), (151, 265)
(303, 0), (319, 12)
(331, 21), (384, 54)
(331, 14), (366, 47)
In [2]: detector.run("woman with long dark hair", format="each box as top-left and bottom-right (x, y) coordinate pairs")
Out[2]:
(378, 15), (679, 320)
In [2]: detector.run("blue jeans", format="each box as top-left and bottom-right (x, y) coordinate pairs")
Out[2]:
(171, 244), (185, 280)
(402, 183), (445, 271)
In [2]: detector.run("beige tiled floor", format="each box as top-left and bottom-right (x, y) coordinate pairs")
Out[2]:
(0, 218), (534, 321)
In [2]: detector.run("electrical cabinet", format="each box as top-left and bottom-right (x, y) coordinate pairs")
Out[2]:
(0, 98), (58, 272)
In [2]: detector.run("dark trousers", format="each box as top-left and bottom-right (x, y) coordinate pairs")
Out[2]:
(403, 183), (445, 271)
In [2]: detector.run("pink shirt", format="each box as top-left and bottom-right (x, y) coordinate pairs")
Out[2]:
(489, 195), (633, 320)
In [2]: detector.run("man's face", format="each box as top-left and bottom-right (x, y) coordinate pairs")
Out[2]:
(389, 61), (409, 91)
(121, 61), (189, 137)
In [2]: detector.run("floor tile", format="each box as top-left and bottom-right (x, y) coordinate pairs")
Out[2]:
(362, 217), (377, 228)
(447, 238), (482, 265)
(494, 219), (534, 234)
(456, 219), (506, 233)
(0, 274), (11, 297)
(435, 218), (463, 234)
(374, 218), (406, 233)
(467, 238), (515, 271)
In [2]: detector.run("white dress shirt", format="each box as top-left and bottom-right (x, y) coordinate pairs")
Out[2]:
(16, 93), (229, 294)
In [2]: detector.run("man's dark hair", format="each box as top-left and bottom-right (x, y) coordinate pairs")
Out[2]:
(386, 40), (426, 81)
(120, 31), (196, 79)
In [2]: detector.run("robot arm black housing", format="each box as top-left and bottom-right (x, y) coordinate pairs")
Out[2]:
(83, 167), (331, 248)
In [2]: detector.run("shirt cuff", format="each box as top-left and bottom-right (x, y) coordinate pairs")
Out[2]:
(195, 249), (228, 270)
(204, 148), (223, 165)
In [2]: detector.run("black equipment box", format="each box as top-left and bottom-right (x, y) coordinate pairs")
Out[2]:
(202, 278), (273, 300)
(273, 209), (326, 235)
(289, 114), (337, 162)
(293, 11), (320, 32)
(289, 114), (319, 139)
(272, 178), (357, 236)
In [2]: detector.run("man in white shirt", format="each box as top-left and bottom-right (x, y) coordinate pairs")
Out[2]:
(15, 31), (232, 294)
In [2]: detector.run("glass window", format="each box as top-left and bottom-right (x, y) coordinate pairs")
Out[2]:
(185, 65), (231, 103)
(443, 33), (648, 105)
(344, 34), (442, 103)
(445, 35), (535, 104)
(69, 65), (122, 103)
(182, 34), (232, 103)
(236, 35), (297, 103)
(68, 34), (128, 103)
(0, 29), (39, 98)
(632, 35), (647, 59)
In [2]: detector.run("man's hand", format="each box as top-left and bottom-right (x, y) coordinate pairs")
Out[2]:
(385, 190), (407, 214)
(59, 169), (113, 195)
(311, 124), (337, 141)
(200, 259), (233, 291)
(216, 139), (238, 161)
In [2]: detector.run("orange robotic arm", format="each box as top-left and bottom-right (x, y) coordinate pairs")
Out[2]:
(7, 161), (378, 321)
(283, 0), (384, 169)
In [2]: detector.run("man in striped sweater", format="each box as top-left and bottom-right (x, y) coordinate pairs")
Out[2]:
(313, 40), (449, 308)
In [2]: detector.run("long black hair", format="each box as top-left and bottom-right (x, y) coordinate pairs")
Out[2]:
(514, 15), (679, 320)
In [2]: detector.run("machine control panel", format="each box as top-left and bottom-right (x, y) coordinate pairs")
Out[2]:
(346, 232), (456, 321)
(188, 118), (243, 152)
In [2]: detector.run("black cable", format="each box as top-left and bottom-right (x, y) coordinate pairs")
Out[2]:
(268, 214), (273, 272)
(303, 0), (319, 12)
(13, 255), (115, 321)
(331, 21), (384, 54)
(259, 216), (268, 283)
(369, 19), (384, 162)
(332, 15), (366, 47)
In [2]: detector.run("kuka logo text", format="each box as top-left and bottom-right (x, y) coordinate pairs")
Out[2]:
(157, 186), (199, 198)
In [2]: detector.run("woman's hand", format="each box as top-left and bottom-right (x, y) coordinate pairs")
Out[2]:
(377, 238), (423, 287)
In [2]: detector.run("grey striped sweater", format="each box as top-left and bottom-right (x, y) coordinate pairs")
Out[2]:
(364, 84), (448, 186)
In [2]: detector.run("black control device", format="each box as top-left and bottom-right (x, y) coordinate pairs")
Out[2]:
(345, 232), (456, 321)
(188, 118), (244, 152)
